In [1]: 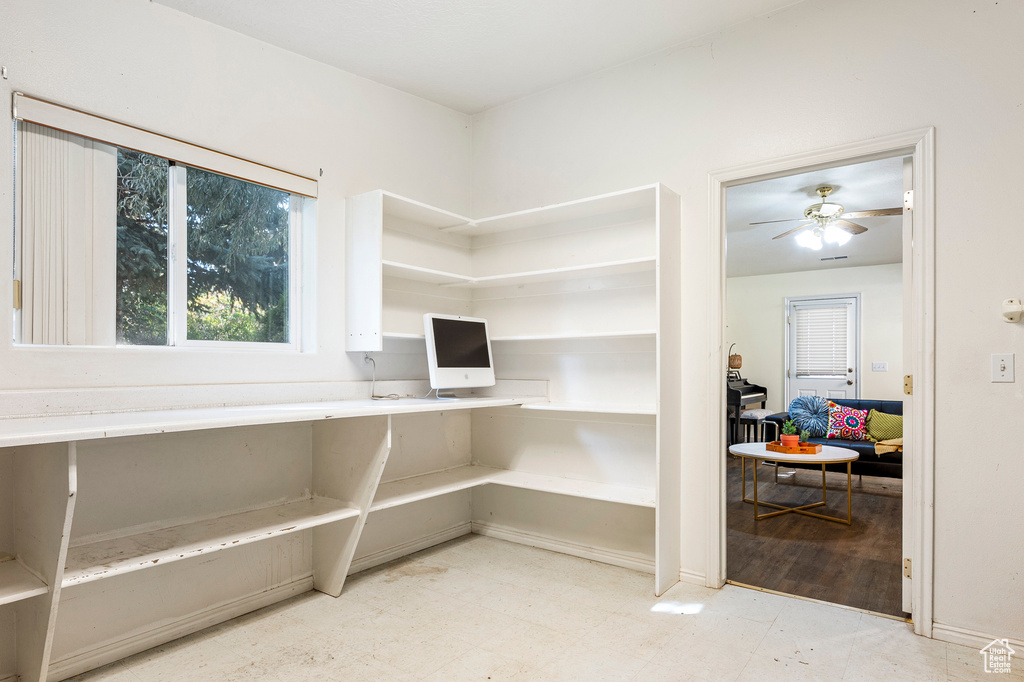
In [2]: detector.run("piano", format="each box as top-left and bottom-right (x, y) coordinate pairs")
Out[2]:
(726, 370), (767, 444)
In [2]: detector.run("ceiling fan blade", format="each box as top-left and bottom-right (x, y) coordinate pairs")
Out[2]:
(772, 223), (813, 240)
(841, 207), (902, 219)
(750, 217), (805, 225)
(834, 219), (868, 235)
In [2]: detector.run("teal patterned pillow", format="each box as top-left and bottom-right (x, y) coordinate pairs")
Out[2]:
(788, 396), (830, 437)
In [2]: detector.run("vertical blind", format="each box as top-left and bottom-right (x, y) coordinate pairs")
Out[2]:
(17, 122), (117, 345)
(794, 305), (848, 377)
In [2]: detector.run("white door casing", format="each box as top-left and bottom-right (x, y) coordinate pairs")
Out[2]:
(785, 294), (861, 404)
(901, 155), (914, 614)
(707, 128), (935, 638)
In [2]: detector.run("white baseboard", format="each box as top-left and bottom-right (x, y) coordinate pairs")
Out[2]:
(932, 622), (1024, 659)
(48, 576), (313, 681)
(348, 523), (472, 575)
(678, 568), (706, 586)
(471, 521), (655, 574)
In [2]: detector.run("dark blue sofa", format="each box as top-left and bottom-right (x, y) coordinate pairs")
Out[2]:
(764, 398), (903, 478)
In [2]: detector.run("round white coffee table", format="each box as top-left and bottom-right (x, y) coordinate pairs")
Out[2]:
(728, 442), (859, 525)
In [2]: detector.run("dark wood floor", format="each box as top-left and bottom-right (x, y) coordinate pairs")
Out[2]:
(726, 454), (906, 617)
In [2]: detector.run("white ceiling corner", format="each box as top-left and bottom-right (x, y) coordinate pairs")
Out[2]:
(152, 0), (803, 114)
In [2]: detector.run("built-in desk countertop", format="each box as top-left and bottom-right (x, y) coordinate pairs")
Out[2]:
(0, 395), (533, 448)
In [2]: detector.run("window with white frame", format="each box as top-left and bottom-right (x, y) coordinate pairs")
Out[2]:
(12, 94), (316, 348)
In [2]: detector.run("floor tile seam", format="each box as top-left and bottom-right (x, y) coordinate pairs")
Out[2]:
(835, 613), (863, 677)
(363, 641), (464, 679)
(115, 660), (146, 682)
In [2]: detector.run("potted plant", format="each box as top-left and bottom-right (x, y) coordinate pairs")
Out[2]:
(800, 429), (811, 444)
(781, 420), (799, 447)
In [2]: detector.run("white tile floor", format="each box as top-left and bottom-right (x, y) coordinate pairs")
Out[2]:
(69, 535), (1019, 681)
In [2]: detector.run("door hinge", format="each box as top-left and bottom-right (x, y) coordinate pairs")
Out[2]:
(904, 190), (914, 212)
(12, 279), (21, 310)
(903, 375), (913, 395)
(787, 315), (791, 325)
(787, 369), (791, 378)
(903, 558), (912, 579)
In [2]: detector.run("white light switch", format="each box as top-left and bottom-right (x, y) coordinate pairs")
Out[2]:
(992, 353), (1014, 383)
(871, 362), (888, 372)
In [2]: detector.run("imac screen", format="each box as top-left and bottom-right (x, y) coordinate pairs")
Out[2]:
(431, 318), (491, 368)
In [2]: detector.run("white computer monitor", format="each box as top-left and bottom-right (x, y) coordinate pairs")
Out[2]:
(423, 314), (495, 391)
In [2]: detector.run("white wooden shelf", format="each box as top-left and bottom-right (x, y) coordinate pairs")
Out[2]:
(371, 465), (500, 511)
(492, 330), (656, 342)
(382, 260), (473, 285)
(520, 402), (657, 416)
(370, 465), (655, 511)
(381, 191), (473, 230)
(441, 185), (657, 236)
(447, 257), (656, 289)
(381, 256), (655, 290)
(62, 497), (360, 587)
(382, 330), (657, 343)
(0, 558), (48, 606)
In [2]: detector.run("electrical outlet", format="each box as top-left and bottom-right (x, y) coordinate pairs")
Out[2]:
(992, 353), (1014, 383)
(871, 362), (887, 372)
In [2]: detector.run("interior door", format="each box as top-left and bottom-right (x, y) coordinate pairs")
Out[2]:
(786, 295), (860, 402)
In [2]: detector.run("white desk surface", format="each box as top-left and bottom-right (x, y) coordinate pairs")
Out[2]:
(0, 396), (533, 448)
(728, 442), (859, 464)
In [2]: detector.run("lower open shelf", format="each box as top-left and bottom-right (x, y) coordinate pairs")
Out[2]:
(62, 497), (360, 587)
(0, 558), (48, 606)
(520, 402), (656, 415)
(370, 464), (655, 511)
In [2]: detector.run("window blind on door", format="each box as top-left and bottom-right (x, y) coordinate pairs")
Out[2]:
(794, 305), (848, 376)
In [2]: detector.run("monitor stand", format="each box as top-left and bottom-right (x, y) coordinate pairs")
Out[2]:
(425, 388), (459, 400)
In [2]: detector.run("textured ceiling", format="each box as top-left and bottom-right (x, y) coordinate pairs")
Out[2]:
(153, 0), (801, 113)
(726, 157), (906, 278)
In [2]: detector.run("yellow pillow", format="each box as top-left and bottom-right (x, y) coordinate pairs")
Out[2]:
(867, 410), (903, 441)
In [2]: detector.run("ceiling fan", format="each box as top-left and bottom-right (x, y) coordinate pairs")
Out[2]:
(750, 186), (902, 249)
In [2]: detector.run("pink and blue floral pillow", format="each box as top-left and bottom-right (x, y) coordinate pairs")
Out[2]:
(826, 402), (871, 441)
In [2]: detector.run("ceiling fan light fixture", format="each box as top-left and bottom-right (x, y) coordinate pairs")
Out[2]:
(823, 224), (852, 246)
(795, 229), (823, 250)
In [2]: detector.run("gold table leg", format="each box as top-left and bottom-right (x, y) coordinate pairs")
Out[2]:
(741, 456), (853, 525)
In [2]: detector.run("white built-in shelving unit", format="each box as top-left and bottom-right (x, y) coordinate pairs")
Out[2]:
(347, 184), (681, 593)
(0, 184), (681, 681)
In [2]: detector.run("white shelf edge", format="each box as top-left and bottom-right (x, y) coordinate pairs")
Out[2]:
(382, 260), (473, 285)
(520, 402), (657, 416)
(0, 396), (530, 448)
(491, 330), (657, 342)
(370, 464), (655, 511)
(382, 332), (426, 340)
(383, 256), (655, 289)
(0, 558), (49, 606)
(442, 256), (657, 289)
(62, 497), (360, 587)
(380, 190), (475, 229)
(440, 184), (660, 235)
(370, 465), (502, 512)
(494, 469), (655, 507)
(384, 330), (657, 342)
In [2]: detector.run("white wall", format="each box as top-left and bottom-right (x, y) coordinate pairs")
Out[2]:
(727, 264), (903, 412)
(470, 0), (1024, 642)
(0, 0), (472, 406)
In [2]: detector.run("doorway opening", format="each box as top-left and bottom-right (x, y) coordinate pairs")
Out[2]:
(708, 129), (935, 635)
